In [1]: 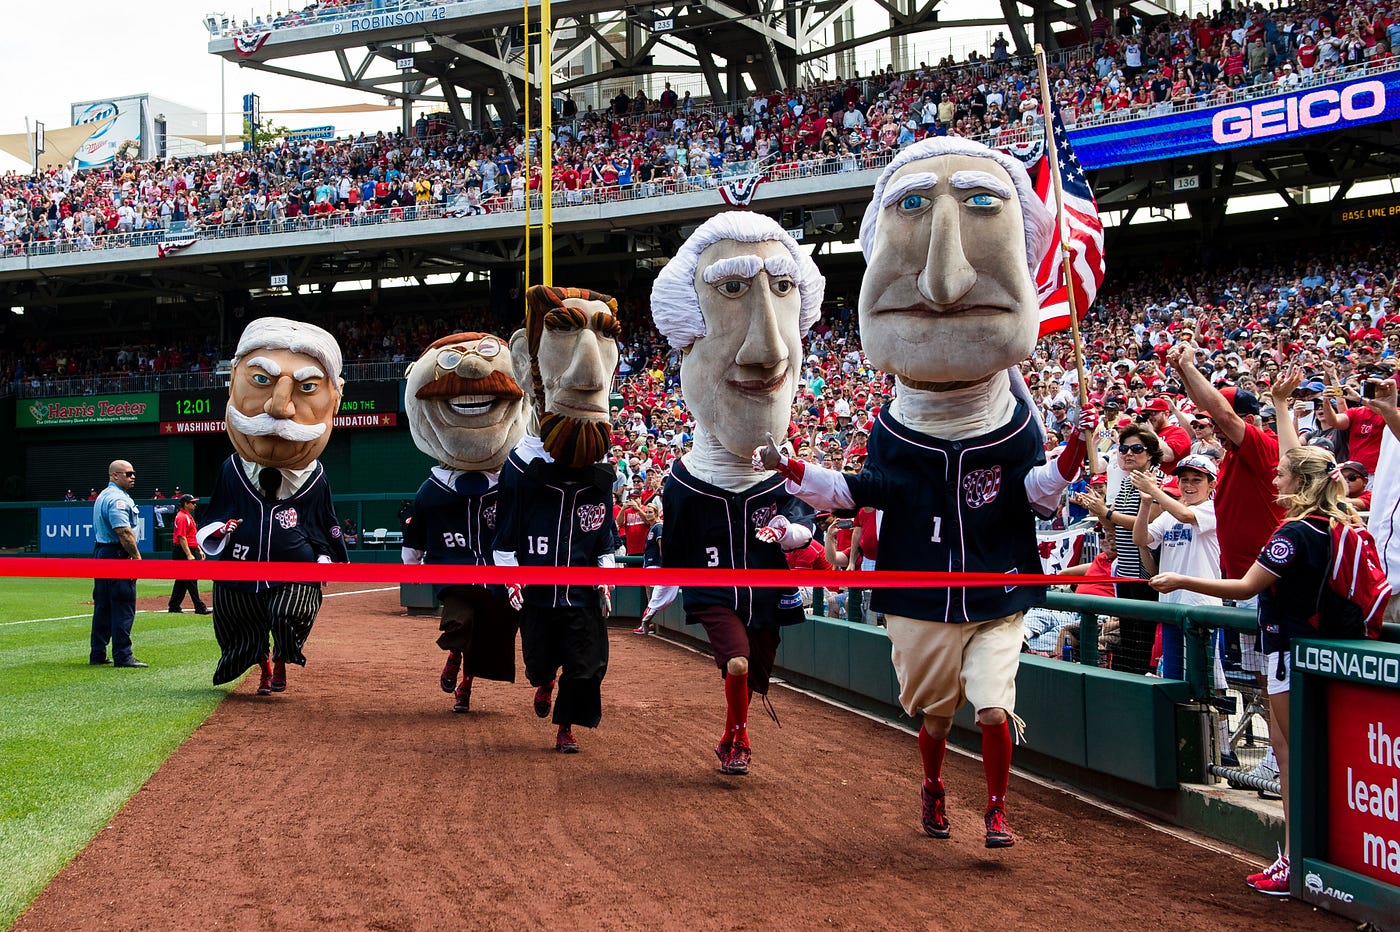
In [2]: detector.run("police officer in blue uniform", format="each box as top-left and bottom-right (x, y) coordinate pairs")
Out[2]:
(91, 459), (146, 667)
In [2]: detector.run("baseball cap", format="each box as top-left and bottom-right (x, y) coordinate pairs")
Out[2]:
(178, 493), (197, 503)
(1221, 387), (1261, 416)
(1104, 396), (1126, 409)
(1298, 380), (1326, 394)
(1172, 454), (1218, 479)
(1143, 397), (1171, 412)
(1088, 474), (1108, 487)
(1339, 460), (1369, 479)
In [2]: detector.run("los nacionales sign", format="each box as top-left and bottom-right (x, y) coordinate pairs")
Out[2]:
(19, 393), (159, 428)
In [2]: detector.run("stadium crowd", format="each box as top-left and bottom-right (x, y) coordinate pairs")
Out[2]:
(4, 1), (1395, 257)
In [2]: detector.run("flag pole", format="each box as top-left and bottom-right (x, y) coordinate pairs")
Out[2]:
(1033, 44), (1100, 476)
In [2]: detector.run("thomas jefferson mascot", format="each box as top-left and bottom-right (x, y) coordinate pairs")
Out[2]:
(198, 318), (349, 695)
(645, 212), (824, 776)
(493, 286), (621, 753)
(757, 139), (1096, 845)
(401, 331), (526, 713)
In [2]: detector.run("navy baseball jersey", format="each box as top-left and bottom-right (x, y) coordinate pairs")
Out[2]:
(845, 401), (1048, 623)
(404, 470), (502, 599)
(660, 459), (813, 628)
(203, 455), (348, 593)
(643, 521), (663, 568)
(495, 449), (617, 609)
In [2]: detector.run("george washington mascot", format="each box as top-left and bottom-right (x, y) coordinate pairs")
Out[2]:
(644, 212), (824, 776)
(493, 285), (621, 754)
(198, 318), (349, 695)
(757, 138), (1097, 845)
(401, 331), (526, 713)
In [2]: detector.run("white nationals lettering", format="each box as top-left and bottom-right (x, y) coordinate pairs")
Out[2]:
(751, 505), (778, 529)
(275, 508), (299, 530)
(577, 503), (607, 532)
(483, 503), (496, 530)
(962, 466), (1002, 509)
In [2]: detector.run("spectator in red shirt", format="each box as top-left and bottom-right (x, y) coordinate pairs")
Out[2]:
(1143, 396), (1190, 465)
(618, 496), (649, 555)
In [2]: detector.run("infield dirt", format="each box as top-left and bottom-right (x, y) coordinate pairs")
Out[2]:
(14, 584), (1345, 931)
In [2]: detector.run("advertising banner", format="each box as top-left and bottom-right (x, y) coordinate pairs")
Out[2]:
(1327, 679), (1400, 884)
(70, 95), (144, 169)
(18, 394), (159, 429)
(158, 382), (400, 435)
(1071, 72), (1399, 169)
(39, 504), (156, 554)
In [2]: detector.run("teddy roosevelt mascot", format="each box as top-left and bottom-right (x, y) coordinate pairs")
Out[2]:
(198, 318), (349, 696)
(643, 212), (824, 776)
(757, 138), (1097, 846)
(401, 331), (526, 713)
(493, 285), (621, 754)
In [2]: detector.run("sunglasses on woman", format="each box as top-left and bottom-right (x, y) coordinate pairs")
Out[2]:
(1118, 443), (1148, 455)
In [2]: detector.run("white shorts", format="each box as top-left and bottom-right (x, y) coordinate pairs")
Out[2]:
(1264, 651), (1291, 695)
(886, 613), (1022, 722)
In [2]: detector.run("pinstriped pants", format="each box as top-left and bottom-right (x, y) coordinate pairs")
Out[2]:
(210, 583), (323, 685)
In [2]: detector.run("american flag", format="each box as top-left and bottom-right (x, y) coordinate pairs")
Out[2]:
(718, 173), (765, 207)
(234, 31), (273, 57)
(156, 237), (199, 258)
(1027, 103), (1105, 338)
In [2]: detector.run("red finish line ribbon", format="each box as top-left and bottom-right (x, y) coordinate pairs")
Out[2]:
(0, 557), (1137, 590)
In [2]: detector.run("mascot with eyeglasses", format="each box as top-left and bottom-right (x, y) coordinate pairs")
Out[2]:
(401, 332), (526, 714)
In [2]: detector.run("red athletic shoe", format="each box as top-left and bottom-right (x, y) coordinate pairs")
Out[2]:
(720, 745), (751, 776)
(555, 727), (579, 753)
(271, 661), (287, 693)
(1247, 852), (1290, 896)
(921, 784), (951, 839)
(984, 806), (1015, 848)
(439, 652), (461, 693)
(714, 742), (732, 767)
(533, 680), (555, 718)
(453, 680), (472, 714)
(256, 662), (273, 696)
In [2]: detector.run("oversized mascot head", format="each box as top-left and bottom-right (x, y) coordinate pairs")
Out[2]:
(226, 317), (344, 470)
(857, 137), (1054, 385)
(510, 285), (621, 468)
(651, 211), (824, 458)
(404, 331), (525, 473)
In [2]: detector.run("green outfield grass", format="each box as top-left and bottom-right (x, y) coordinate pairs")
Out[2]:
(0, 578), (232, 929)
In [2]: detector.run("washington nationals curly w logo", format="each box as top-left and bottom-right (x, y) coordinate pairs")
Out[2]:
(750, 505), (777, 530)
(962, 467), (1002, 509)
(577, 504), (607, 532)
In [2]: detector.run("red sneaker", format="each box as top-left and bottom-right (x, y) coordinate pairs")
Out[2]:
(271, 661), (287, 693)
(453, 680), (472, 714)
(256, 662), (273, 696)
(439, 652), (461, 693)
(921, 783), (950, 839)
(533, 680), (555, 718)
(1247, 855), (1290, 896)
(720, 745), (751, 775)
(1246, 848), (1287, 888)
(555, 727), (579, 753)
(984, 806), (1015, 848)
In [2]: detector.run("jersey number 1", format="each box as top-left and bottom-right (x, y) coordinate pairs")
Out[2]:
(930, 516), (942, 543)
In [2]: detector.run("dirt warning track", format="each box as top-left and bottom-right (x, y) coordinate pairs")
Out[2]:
(16, 586), (1343, 931)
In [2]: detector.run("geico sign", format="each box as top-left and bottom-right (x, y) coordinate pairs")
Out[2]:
(1212, 81), (1386, 143)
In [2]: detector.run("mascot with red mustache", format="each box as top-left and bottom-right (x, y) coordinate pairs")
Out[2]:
(493, 285), (622, 754)
(401, 332), (526, 713)
(197, 318), (349, 695)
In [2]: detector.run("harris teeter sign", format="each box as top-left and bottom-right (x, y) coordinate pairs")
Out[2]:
(18, 394), (159, 428)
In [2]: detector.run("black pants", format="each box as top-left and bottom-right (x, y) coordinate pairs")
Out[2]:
(168, 548), (207, 612)
(519, 604), (607, 729)
(436, 586), (518, 682)
(1114, 580), (1160, 675)
(91, 543), (136, 663)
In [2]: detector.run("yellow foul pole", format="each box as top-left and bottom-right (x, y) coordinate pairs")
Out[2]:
(522, 0), (532, 293)
(540, 0), (553, 285)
